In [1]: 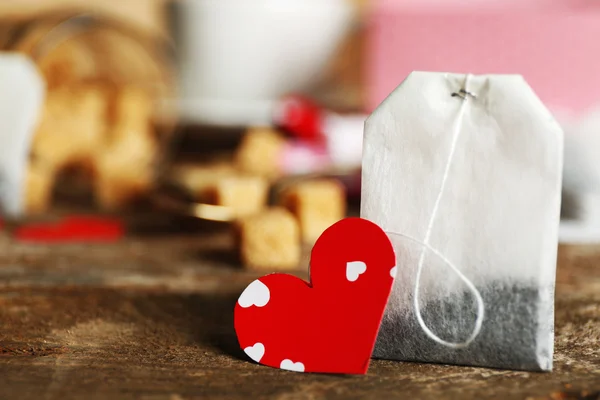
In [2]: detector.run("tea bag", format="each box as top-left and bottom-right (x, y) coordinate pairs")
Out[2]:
(0, 53), (45, 216)
(361, 72), (563, 371)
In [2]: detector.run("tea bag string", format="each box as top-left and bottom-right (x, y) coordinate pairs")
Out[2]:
(387, 76), (485, 349)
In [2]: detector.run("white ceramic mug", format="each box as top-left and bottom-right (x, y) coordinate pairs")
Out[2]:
(176, 0), (354, 126)
(559, 108), (600, 243)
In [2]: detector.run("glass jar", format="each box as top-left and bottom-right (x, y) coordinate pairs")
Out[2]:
(1, 12), (177, 215)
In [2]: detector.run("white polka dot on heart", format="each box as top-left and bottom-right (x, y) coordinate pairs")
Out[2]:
(346, 261), (367, 282)
(244, 343), (265, 362)
(280, 359), (305, 372)
(238, 280), (270, 308)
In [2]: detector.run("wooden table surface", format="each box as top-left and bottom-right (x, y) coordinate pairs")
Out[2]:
(0, 218), (598, 400)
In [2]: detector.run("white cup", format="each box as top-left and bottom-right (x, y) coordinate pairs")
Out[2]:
(176, 0), (354, 126)
(577, 193), (600, 225)
(559, 108), (600, 243)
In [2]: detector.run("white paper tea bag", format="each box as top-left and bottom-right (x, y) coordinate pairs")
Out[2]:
(361, 72), (563, 371)
(0, 53), (45, 216)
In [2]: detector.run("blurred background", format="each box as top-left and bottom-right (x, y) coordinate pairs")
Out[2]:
(0, 0), (599, 269)
(1, 4), (599, 398)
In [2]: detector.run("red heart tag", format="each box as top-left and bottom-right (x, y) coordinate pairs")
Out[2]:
(234, 217), (396, 374)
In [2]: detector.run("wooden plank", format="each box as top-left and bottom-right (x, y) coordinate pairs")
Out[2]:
(0, 225), (598, 399)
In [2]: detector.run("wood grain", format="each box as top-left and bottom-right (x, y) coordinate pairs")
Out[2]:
(0, 220), (598, 399)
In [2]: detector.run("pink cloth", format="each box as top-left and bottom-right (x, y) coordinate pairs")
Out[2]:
(366, 0), (600, 114)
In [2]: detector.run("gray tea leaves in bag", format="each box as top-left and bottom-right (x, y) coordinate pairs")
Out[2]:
(361, 72), (563, 371)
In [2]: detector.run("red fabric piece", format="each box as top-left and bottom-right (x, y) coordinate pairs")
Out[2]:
(274, 95), (325, 142)
(15, 215), (124, 243)
(234, 218), (396, 375)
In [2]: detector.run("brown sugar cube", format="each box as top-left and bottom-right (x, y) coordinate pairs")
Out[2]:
(174, 162), (237, 200)
(237, 208), (301, 270)
(95, 130), (157, 210)
(281, 179), (346, 243)
(108, 86), (153, 130)
(32, 84), (108, 170)
(94, 87), (158, 210)
(211, 176), (269, 217)
(15, 27), (97, 88)
(39, 40), (97, 88)
(235, 127), (286, 179)
(24, 163), (56, 214)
